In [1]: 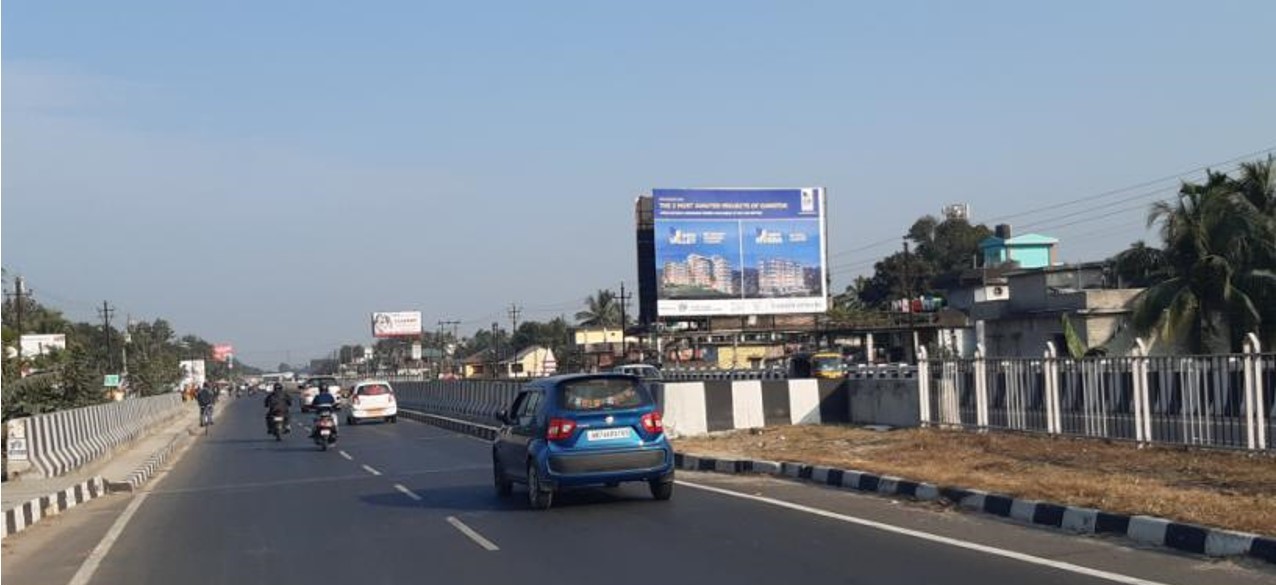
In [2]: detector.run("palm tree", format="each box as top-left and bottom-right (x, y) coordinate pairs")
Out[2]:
(1112, 241), (1169, 288)
(1132, 164), (1275, 352)
(575, 289), (622, 328)
(1228, 156), (1276, 347)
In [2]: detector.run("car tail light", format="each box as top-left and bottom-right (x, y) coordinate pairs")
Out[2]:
(353, 396), (361, 407)
(546, 418), (577, 441)
(641, 411), (664, 435)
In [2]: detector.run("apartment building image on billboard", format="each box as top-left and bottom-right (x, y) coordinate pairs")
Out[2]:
(653, 188), (828, 316)
(661, 253), (737, 296)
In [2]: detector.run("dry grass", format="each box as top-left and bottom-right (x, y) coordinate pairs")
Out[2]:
(674, 426), (1276, 536)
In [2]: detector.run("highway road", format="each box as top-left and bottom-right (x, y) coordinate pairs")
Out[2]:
(3, 396), (1273, 585)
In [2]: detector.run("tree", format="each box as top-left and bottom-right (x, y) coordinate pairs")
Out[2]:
(857, 215), (992, 308)
(575, 289), (622, 328)
(1111, 241), (1170, 288)
(1132, 163), (1276, 352)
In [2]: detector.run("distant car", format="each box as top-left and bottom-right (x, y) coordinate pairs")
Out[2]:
(492, 373), (674, 510)
(611, 364), (663, 383)
(299, 376), (341, 412)
(346, 380), (397, 425)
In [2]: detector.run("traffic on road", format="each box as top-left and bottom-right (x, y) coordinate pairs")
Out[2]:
(3, 380), (1272, 585)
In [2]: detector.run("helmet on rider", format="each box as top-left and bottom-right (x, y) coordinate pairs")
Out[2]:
(273, 382), (284, 392)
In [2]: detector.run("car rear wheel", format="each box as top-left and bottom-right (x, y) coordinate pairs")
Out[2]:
(388, 416), (397, 424)
(527, 462), (553, 510)
(346, 417), (356, 426)
(649, 479), (674, 501)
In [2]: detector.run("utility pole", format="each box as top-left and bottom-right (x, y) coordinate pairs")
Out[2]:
(508, 303), (522, 336)
(99, 301), (116, 372)
(122, 315), (133, 378)
(617, 282), (632, 361)
(902, 238), (916, 363)
(9, 276), (30, 365)
(491, 321), (500, 377)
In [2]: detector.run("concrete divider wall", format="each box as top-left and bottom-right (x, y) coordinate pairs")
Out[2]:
(846, 378), (921, 428)
(392, 380), (520, 425)
(11, 393), (186, 479)
(389, 377), (920, 437)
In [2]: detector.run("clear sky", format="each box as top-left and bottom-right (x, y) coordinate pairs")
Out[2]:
(4, 0), (1274, 368)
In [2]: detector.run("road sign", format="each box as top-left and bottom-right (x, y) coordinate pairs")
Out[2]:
(103, 374), (122, 387)
(7, 419), (28, 461)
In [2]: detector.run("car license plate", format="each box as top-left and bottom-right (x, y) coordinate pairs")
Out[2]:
(586, 428), (630, 441)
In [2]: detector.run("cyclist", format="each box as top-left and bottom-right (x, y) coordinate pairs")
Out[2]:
(196, 382), (216, 426)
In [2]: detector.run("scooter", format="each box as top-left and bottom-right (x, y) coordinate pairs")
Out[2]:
(312, 406), (338, 451)
(270, 414), (287, 441)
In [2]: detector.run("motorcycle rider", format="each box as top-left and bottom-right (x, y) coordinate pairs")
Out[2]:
(310, 386), (339, 439)
(263, 383), (293, 434)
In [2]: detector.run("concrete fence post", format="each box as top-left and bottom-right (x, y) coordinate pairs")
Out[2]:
(1043, 342), (1062, 435)
(1243, 333), (1268, 451)
(917, 346), (932, 427)
(974, 344), (989, 431)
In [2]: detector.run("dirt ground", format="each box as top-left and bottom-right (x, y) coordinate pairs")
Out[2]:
(674, 425), (1276, 536)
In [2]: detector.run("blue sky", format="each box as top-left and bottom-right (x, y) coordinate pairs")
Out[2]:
(4, 1), (1274, 367)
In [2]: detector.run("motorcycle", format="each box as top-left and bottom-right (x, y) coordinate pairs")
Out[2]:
(270, 414), (287, 441)
(312, 406), (338, 451)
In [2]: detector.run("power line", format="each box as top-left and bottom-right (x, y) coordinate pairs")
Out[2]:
(982, 144), (1276, 224)
(823, 145), (1275, 264)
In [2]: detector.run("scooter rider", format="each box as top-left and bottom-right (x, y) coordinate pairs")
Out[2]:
(264, 383), (293, 434)
(310, 386), (339, 439)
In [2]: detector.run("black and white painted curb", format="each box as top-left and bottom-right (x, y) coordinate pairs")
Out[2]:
(2, 405), (219, 539)
(673, 453), (1276, 565)
(399, 409), (498, 440)
(393, 407), (1276, 565)
(106, 431), (188, 493)
(1, 477), (107, 539)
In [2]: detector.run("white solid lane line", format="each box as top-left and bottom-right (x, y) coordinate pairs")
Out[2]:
(394, 484), (423, 501)
(338, 450), (353, 461)
(67, 433), (199, 585)
(362, 464), (382, 476)
(676, 481), (1172, 585)
(446, 516), (499, 551)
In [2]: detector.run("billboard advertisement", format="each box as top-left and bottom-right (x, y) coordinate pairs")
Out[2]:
(20, 334), (67, 356)
(211, 344), (234, 363)
(371, 311), (423, 338)
(180, 359), (207, 388)
(654, 188), (827, 316)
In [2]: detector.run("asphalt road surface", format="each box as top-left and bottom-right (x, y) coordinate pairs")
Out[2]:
(4, 396), (1273, 585)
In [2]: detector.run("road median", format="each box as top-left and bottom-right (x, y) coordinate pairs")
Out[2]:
(674, 424), (1276, 564)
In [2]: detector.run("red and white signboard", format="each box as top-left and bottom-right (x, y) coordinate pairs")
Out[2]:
(371, 311), (423, 338)
(212, 344), (235, 363)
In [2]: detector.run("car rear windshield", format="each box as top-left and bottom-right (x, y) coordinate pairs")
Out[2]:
(308, 378), (338, 387)
(557, 378), (649, 411)
(357, 384), (391, 396)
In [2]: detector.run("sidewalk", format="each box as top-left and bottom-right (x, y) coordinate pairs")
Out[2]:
(2, 404), (211, 539)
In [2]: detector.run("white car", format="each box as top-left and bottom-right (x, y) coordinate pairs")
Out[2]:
(299, 376), (342, 412)
(612, 364), (663, 383)
(346, 380), (397, 425)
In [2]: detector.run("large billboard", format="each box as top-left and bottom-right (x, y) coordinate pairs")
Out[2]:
(654, 188), (827, 317)
(211, 344), (234, 363)
(371, 311), (423, 338)
(20, 334), (67, 356)
(180, 359), (207, 388)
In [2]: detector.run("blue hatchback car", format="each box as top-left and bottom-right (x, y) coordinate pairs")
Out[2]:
(492, 373), (674, 509)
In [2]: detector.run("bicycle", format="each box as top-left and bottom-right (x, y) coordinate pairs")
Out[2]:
(200, 404), (214, 434)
